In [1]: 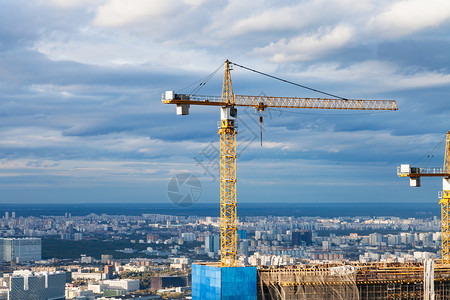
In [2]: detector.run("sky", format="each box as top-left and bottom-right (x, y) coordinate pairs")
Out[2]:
(1, 0), (450, 205)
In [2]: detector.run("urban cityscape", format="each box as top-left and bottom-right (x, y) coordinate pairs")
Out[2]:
(0, 205), (443, 299)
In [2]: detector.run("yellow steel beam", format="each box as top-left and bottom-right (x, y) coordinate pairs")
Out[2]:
(233, 95), (397, 111)
(440, 196), (450, 264)
(444, 131), (450, 174)
(162, 95), (398, 111)
(441, 132), (450, 264)
(397, 166), (450, 178)
(398, 173), (450, 177)
(219, 126), (237, 267)
(219, 60), (237, 267)
(221, 60), (234, 105)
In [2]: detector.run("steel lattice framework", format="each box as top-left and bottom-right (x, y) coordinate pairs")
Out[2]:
(218, 61), (238, 267)
(219, 125), (237, 266)
(441, 195), (450, 264)
(166, 94), (398, 111)
(398, 131), (450, 264)
(444, 132), (450, 174)
(440, 132), (450, 264)
(163, 59), (398, 267)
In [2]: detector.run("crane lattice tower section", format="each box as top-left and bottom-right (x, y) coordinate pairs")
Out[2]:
(218, 61), (238, 267)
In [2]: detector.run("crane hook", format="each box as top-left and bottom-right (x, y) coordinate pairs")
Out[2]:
(259, 115), (263, 147)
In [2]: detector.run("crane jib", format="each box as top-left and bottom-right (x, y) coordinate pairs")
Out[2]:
(162, 93), (398, 111)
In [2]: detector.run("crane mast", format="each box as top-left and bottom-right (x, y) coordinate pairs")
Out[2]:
(219, 61), (238, 266)
(398, 131), (450, 264)
(441, 132), (450, 264)
(163, 60), (398, 267)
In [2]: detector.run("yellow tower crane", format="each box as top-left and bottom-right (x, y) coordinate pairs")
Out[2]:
(162, 60), (398, 267)
(397, 131), (450, 264)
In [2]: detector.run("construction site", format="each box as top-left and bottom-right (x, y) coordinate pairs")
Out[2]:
(253, 131), (450, 300)
(163, 60), (450, 299)
(257, 261), (450, 299)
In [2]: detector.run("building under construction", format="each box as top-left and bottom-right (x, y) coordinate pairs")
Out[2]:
(257, 260), (450, 299)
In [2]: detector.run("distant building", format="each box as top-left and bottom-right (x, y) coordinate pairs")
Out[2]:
(239, 240), (250, 256)
(169, 257), (190, 269)
(103, 289), (126, 297)
(292, 230), (312, 246)
(237, 229), (247, 239)
(60, 233), (71, 240)
(369, 233), (383, 246)
(146, 234), (158, 243)
(205, 235), (219, 254)
(150, 275), (190, 290)
(0, 238), (41, 263)
(101, 254), (113, 264)
(181, 232), (195, 242)
(87, 283), (108, 294)
(104, 265), (114, 279)
(73, 233), (83, 241)
(322, 241), (330, 251)
(101, 279), (139, 292)
(80, 255), (94, 264)
(71, 272), (105, 281)
(0, 270), (66, 300)
(66, 286), (95, 299)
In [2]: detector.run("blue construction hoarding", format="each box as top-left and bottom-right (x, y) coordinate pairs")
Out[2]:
(192, 263), (257, 300)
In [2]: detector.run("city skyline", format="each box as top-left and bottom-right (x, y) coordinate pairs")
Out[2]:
(1, 207), (440, 298)
(1, 1), (450, 203)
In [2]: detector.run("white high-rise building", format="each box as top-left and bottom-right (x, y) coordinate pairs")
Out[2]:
(0, 238), (41, 263)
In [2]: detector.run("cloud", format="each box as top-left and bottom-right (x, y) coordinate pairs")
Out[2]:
(1, 0), (450, 203)
(253, 25), (354, 63)
(284, 60), (450, 94)
(228, 0), (374, 36)
(93, 0), (189, 27)
(50, 0), (106, 9)
(230, 5), (309, 35)
(0, 158), (173, 187)
(368, 0), (450, 38)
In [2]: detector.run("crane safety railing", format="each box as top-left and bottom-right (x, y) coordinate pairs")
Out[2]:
(397, 166), (445, 176)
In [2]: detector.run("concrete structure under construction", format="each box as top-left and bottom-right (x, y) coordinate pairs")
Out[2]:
(257, 260), (450, 299)
(193, 260), (450, 299)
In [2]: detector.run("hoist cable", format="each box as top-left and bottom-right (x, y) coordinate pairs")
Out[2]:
(230, 62), (348, 100)
(413, 133), (446, 167)
(190, 63), (224, 96)
(177, 62), (224, 95)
